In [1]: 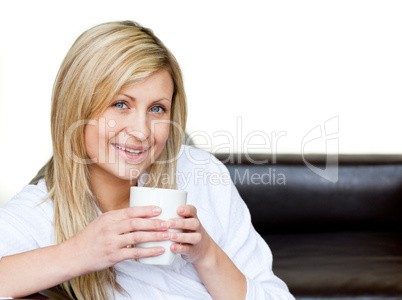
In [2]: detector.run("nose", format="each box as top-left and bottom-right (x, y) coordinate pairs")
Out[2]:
(124, 112), (151, 143)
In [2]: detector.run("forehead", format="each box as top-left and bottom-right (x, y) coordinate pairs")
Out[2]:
(119, 69), (174, 99)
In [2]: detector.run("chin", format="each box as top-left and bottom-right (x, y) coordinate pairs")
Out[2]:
(120, 165), (148, 184)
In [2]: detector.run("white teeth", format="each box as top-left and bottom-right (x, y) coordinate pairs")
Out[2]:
(114, 144), (145, 155)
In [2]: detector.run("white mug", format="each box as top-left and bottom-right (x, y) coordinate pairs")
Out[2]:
(130, 186), (187, 265)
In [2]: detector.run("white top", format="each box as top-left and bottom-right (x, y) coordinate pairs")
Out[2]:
(0, 145), (294, 300)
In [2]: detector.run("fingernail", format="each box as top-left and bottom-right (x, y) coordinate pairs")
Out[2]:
(158, 247), (165, 254)
(172, 232), (178, 240)
(162, 232), (169, 239)
(153, 206), (161, 214)
(169, 220), (176, 228)
(161, 222), (168, 229)
(179, 207), (185, 214)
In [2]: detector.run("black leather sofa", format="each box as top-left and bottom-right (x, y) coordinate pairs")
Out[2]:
(215, 153), (402, 299)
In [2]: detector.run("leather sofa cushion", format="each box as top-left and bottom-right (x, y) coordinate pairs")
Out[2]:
(264, 231), (402, 296)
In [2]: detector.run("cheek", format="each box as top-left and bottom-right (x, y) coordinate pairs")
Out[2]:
(153, 123), (170, 146)
(84, 125), (99, 159)
(84, 118), (112, 159)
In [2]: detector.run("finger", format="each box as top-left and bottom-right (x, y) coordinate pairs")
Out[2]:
(169, 232), (202, 245)
(177, 205), (197, 218)
(123, 206), (162, 219)
(170, 242), (191, 255)
(114, 218), (168, 235)
(103, 206), (162, 222)
(168, 217), (200, 231)
(118, 231), (170, 248)
(120, 246), (165, 261)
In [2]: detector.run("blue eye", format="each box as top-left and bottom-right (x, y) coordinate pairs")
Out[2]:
(113, 102), (128, 109)
(150, 106), (166, 113)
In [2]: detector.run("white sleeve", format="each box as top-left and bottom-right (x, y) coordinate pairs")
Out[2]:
(211, 161), (295, 300)
(0, 208), (40, 260)
(0, 183), (54, 261)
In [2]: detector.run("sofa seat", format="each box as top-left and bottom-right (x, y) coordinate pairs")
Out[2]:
(266, 231), (402, 297)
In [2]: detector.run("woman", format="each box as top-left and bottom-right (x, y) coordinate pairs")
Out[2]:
(0, 21), (293, 299)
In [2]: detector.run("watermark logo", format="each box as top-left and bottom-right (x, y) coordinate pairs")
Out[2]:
(62, 115), (340, 185)
(185, 116), (287, 165)
(232, 168), (286, 186)
(301, 116), (339, 183)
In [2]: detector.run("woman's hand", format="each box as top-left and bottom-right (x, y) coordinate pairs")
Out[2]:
(63, 205), (169, 276)
(167, 205), (217, 265)
(168, 205), (247, 299)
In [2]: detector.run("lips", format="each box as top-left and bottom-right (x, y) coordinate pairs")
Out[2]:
(112, 143), (150, 162)
(113, 143), (148, 155)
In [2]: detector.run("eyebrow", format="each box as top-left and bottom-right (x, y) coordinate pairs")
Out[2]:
(120, 94), (172, 103)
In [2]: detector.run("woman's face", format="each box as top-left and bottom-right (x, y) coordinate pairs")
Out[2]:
(84, 69), (173, 184)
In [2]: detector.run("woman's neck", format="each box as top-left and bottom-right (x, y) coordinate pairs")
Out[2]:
(87, 165), (135, 213)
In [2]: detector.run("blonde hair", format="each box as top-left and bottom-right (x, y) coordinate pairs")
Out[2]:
(38, 21), (186, 299)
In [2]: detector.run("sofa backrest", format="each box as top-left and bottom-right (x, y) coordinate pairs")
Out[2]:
(218, 154), (402, 234)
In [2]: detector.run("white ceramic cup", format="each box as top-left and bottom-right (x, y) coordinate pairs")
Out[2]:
(130, 186), (187, 265)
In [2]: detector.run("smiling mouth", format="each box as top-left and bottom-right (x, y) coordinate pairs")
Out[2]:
(113, 143), (147, 155)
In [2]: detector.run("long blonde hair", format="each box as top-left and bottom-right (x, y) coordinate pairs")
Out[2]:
(38, 21), (186, 299)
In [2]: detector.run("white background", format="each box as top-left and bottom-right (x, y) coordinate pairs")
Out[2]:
(1, 0), (402, 206)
